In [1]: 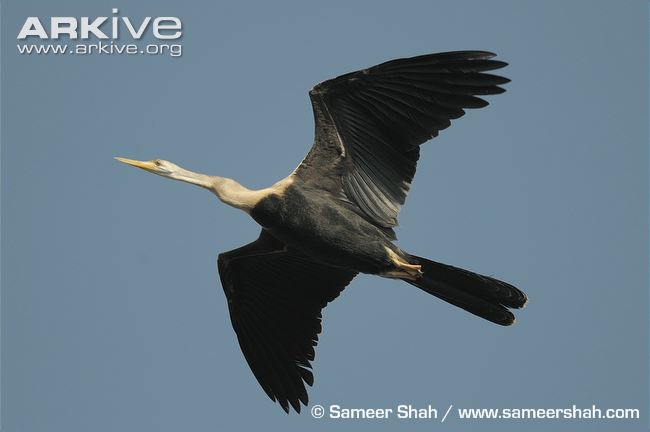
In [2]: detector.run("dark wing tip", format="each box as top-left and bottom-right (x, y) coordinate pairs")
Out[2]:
(311, 50), (509, 96)
(511, 290), (529, 309)
(271, 372), (311, 413)
(494, 307), (516, 326)
(289, 397), (301, 413)
(484, 60), (508, 70)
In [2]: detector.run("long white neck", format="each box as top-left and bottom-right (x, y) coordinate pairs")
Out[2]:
(210, 177), (272, 212)
(170, 167), (293, 213)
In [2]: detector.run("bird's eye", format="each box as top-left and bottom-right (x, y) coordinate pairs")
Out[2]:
(154, 160), (162, 166)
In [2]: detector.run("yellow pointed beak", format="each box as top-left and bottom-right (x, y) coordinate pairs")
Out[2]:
(114, 157), (157, 171)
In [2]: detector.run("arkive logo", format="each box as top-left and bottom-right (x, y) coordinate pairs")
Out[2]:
(16, 8), (183, 57)
(17, 8), (181, 40)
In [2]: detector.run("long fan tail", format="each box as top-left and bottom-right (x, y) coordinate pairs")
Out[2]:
(404, 255), (527, 326)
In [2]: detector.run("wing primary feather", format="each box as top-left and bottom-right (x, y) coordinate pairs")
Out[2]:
(218, 231), (357, 413)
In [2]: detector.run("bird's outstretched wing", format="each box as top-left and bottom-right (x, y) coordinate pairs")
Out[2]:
(296, 51), (509, 228)
(217, 230), (357, 413)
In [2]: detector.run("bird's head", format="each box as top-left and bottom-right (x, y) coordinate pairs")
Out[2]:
(114, 157), (217, 191)
(114, 157), (182, 178)
(115, 156), (260, 212)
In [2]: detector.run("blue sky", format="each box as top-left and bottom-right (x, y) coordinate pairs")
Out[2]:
(2, 1), (648, 431)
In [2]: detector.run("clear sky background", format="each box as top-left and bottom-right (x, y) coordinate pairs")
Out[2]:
(2, 1), (648, 431)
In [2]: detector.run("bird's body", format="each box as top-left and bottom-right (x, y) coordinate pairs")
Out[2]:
(116, 50), (528, 414)
(251, 183), (400, 275)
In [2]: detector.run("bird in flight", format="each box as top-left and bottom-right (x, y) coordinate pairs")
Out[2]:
(116, 50), (527, 413)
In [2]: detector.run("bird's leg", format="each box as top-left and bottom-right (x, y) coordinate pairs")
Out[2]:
(381, 247), (423, 280)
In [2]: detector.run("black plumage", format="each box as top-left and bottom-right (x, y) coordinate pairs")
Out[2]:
(217, 51), (525, 413)
(301, 51), (510, 227)
(218, 230), (356, 413)
(117, 50), (528, 415)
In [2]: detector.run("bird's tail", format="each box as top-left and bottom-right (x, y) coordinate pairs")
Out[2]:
(403, 255), (527, 326)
